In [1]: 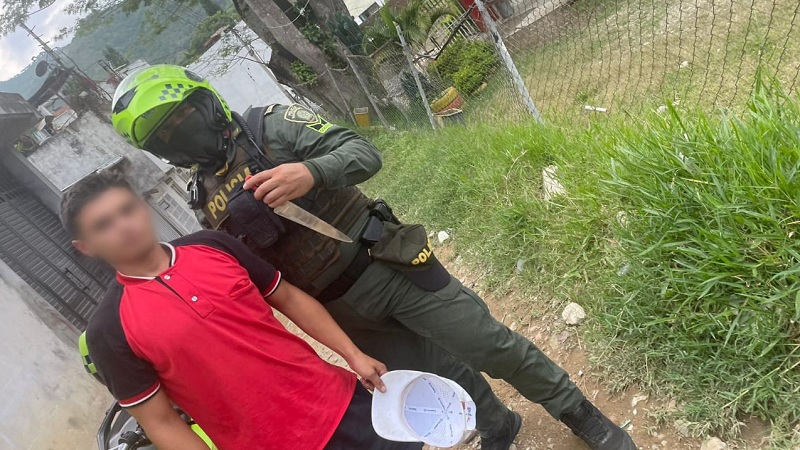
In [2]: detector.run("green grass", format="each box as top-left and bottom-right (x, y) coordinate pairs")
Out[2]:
(487, 0), (800, 120)
(361, 79), (800, 448)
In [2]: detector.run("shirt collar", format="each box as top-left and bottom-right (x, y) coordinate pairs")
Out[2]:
(116, 243), (176, 283)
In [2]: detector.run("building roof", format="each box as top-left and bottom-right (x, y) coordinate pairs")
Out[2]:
(0, 93), (40, 145)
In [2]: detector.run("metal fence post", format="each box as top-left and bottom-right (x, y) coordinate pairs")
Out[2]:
(343, 54), (391, 129)
(473, 0), (543, 122)
(395, 23), (438, 130)
(326, 64), (356, 124)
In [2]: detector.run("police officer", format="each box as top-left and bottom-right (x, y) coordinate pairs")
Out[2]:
(111, 65), (636, 450)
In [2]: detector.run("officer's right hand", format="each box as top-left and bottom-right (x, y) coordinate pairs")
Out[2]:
(243, 163), (315, 208)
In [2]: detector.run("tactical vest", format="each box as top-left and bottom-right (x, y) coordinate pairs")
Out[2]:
(199, 143), (372, 296)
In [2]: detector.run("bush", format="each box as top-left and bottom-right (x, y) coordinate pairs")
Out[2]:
(429, 39), (498, 94)
(290, 61), (318, 86)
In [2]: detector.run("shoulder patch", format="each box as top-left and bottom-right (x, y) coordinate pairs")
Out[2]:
(284, 104), (318, 123)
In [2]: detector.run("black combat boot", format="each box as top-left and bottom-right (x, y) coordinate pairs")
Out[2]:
(561, 399), (637, 450)
(480, 410), (522, 450)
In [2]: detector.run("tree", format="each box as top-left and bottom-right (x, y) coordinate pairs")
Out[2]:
(1, 0), (376, 118)
(102, 45), (129, 68)
(328, 11), (363, 55)
(196, 0), (221, 15)
(233, 0), (380, 118)
(180, 8), (239, 65)
(0, 0), (220, 37)
(362, 0), (456, 56)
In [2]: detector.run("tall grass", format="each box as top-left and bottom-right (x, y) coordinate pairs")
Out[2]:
(362, 79), (800, 446)
(587, 79), (800, 438)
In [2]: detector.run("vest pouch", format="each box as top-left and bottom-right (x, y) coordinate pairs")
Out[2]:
(226, 184), (286, 250)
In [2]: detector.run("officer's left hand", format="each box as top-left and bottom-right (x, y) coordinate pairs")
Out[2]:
(243, 163), (315, 208)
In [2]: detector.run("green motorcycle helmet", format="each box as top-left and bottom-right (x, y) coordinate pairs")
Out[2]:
(112, 64), (233, 169)
(79, 331), (104, 384)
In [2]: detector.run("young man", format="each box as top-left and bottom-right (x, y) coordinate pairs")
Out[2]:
(64, 171), (422, 450)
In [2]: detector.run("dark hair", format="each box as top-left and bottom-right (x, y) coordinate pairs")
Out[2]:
(59, 171), (136, 238)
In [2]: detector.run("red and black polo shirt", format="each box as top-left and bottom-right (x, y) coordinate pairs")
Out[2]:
(86, 230), (356, 450)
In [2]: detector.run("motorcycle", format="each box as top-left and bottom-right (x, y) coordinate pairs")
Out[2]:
(97, 402), (152, 450)
(96, 401), (215, 450)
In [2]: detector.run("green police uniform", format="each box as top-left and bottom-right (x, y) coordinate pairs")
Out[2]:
(201, 104), (584, 437)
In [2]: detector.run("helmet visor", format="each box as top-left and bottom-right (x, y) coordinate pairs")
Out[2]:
(143, 102), (224, 168)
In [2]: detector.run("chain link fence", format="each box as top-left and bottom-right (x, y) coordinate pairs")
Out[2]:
(310, 0), (532, 129)
(317, 0), (800, 128)
(500, 0), (800, 118)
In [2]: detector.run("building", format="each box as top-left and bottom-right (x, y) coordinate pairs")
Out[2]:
(24, 108), (201, 241)
(0, 91), (201, 449)
(0, 93), (111, 449)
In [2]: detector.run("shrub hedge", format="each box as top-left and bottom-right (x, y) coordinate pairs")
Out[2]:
(429, 39), (498, 94)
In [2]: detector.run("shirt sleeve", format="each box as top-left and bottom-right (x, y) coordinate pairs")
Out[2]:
(86, 283), (161, 407)
(175, 230), (281, 296)
(265, 104), (383, 189)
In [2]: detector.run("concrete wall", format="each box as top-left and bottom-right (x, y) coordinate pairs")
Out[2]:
(26, 110), (165, 194)
(0, 148), (63, 213)
(0, 259), (110, 450)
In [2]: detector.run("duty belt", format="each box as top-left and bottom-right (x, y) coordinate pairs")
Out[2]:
(315, 199), (398, 303)
(316, 245), (371, 303)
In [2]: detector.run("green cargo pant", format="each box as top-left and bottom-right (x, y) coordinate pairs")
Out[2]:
(331, 261), (585, 434)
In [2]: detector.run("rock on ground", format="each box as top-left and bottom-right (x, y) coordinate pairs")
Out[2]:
(561, 302), (586, 325)
(700, 437), (727, 450)
(542, 165), (566, 201)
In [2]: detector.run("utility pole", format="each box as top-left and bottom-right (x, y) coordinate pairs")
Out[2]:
(20, 22), (111, 102)
(20, 22), (67, 69)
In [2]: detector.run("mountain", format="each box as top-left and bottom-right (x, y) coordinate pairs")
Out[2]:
(0, 0), (228, 98)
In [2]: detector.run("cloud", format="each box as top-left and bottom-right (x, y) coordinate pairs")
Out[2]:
(0, 0), (81, 81)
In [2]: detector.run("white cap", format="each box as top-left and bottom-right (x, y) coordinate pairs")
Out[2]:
(371, 370), (477, 448)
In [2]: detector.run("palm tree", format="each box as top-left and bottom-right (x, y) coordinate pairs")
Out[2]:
(363, 0), (457, 57)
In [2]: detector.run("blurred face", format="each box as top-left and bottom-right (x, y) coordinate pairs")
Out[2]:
(71, 188), (159, 266)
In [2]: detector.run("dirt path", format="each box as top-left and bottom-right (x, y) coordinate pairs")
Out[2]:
(438, 246), (770, 450)
(284, 243), (771, 450)
(436, 247), (699, 450)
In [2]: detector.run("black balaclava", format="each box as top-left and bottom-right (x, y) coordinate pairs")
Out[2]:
(144, 90), (233, 170)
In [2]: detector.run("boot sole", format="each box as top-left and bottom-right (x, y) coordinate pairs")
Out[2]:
(507, 411), (523, 446)
(481, 411), (523, 450)
(601, 428), (638, 450)
(619, 432), (638, 450)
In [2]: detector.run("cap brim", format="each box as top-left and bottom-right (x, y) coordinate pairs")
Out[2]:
(402, 257), (451, 291)
(372, 370), (424, 443)
(442, 379), (477, 431)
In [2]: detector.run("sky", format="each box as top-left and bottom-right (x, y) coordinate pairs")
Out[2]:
(0, 0), (82, 81)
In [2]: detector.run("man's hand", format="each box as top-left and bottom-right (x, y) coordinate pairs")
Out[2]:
(268, 281), (389, 393)
(346, 351), (388, 393)
(242, 163), (315, 208)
